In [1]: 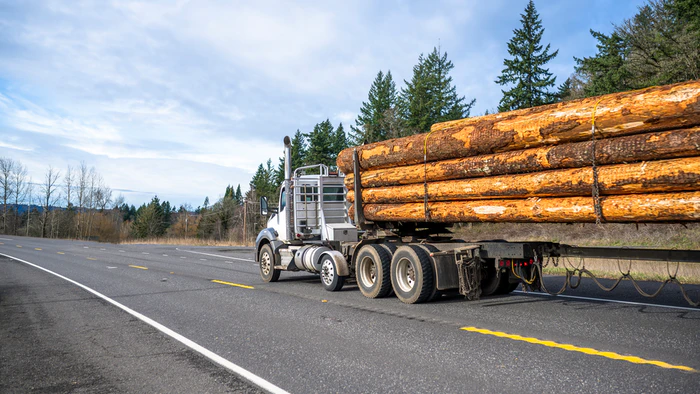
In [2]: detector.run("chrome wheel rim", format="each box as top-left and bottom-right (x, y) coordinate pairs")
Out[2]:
(261, 251), (271, 276)
(321, 259), (335, 285)
(359, 256), (376, 288)
(396, 258), (415, 292)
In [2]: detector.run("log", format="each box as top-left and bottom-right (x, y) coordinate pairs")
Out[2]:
(353, 192), (700, 223)
(337, 80), (700, 173)
(345, 127), (700, 188)
(347, 157), (700, 204)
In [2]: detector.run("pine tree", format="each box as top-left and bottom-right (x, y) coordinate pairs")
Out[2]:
(555, 77), (572, 102)
(400, 47), (474, 134)
(331, 122), (348, 166)
(350, 70), (399, 144)
(234, 184), (243, 205)
(250, 159), (278, 203)
(290, 129), (307, 170)
(305, 119), (335, 168)
(132, 196), (166, 238)
(496, 0), (559, 111)
(224, 185), (234, 200)
(574, 30), (631, 97)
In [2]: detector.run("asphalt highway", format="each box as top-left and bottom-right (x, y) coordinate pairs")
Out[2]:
(1, 236), (699, 393)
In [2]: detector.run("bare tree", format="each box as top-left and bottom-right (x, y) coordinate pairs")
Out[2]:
(40, 166), (61, 238)
(12, 162), (28, 235)
(76, 161), (89, 238)
(64, 165), (74, 208)
(25, 177), (33, 236)
(0, 157), (15, 234)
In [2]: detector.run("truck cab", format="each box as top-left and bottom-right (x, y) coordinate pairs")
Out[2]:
(256, 137), (357, 291)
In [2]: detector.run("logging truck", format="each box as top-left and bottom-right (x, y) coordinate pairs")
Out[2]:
(255, 136), (700, 304)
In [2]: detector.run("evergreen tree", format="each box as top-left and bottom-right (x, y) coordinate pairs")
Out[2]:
(331, 123), (348, 166)
(250, 159), (278, 203)
(290, 129), (307, 170)
(203, 196), (209, 209)
(132, 196), (166, 238)
(305, 119), (335, 168)
(234, 184), (243, 205)
(574, 30), (631, 97)
(496, 0), (559, 111)
(350, 70), (399, 144)
(400, 47), (474, 134)
(224, 185), (234, 199)
(555, 77), (572, 102)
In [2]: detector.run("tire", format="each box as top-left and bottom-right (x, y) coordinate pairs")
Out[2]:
(320, 255), (345, 292)
(390, 245), (434, 304)
(356, 244), (392, 298)
(480, 260), (503, 296)
(416, 244), (440, 301)
(259, 244), (280, 282)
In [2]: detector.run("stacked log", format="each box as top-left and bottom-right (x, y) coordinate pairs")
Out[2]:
(338, 80), (700, 223)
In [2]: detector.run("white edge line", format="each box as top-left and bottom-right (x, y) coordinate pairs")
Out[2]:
(176, 248), (256, 263)
(0, 252), (290, 394)
(513, 290), (699, 312)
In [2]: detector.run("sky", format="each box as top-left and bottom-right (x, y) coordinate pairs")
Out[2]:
(0, 0), (647, 208)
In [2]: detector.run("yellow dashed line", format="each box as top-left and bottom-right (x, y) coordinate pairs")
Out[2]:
(460, 326), (695, 372)
(16, 245), (22, 248)
(87, 257), (97, 261)
(129, 265), (148, 270)
(35, 248), (42, 251)
(211, 280), (254, 289)
(57, 252), (65, 255)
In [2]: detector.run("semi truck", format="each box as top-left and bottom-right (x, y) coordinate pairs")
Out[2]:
(255, 136), (700, 304)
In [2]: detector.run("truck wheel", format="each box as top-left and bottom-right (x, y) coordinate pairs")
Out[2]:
(480, 261), (502, 296)
(259, 244), (280, 282)
(356, 244), (392, 298)
(320, 255), (345, 292)
(391, 245), (434, 304)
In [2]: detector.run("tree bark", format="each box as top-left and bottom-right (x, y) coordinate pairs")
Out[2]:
(345, 127), (700, 188)
(337, 80), (700, 173)
(353, 191), (700, 223)
(347, 157), (700, 203)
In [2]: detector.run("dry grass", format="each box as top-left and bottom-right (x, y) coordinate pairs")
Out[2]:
(120, 237), (249, 247)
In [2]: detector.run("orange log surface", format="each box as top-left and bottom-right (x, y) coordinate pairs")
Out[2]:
(345, 127), (700, 188)
(337, 80), (700, 173)
(354, 192), (700, 223)
(347, 157), (700, 203)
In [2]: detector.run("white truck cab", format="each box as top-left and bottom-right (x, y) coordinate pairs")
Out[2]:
(256, 136), (357, 291)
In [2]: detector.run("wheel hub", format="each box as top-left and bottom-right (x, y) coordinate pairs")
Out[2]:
(261, 252), (271, 275)
(321, 259), (335, 285)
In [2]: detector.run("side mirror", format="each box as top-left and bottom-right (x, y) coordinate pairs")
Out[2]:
(260, 196), (269, 215)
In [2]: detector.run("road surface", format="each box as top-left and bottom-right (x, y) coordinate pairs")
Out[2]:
(1, 236), (698, 393)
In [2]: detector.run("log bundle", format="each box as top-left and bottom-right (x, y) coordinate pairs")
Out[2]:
(337, 80), (700, 223)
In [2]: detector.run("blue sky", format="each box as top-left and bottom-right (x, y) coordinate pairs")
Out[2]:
(0, 0), (646, 208)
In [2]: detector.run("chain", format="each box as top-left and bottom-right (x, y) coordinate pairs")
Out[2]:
(529, 255), (699, 307)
